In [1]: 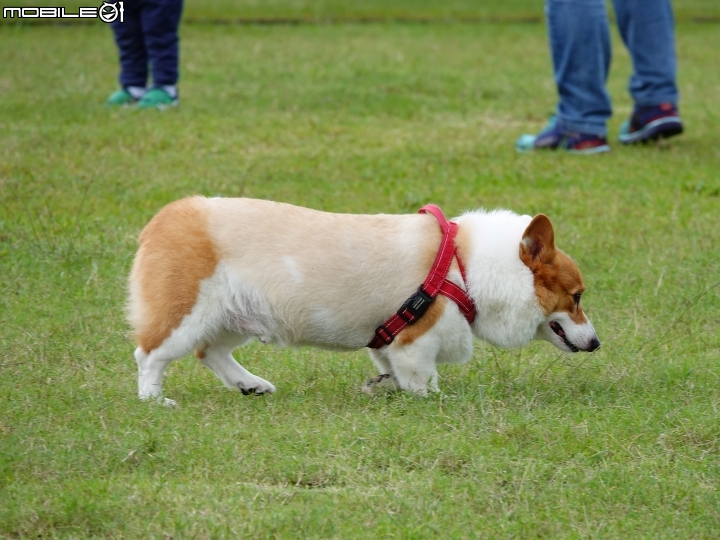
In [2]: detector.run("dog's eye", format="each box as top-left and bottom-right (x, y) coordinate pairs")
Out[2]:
(572, 293), (582, 305)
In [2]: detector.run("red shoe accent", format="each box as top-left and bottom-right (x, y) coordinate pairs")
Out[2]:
(574, 139), (607, 150)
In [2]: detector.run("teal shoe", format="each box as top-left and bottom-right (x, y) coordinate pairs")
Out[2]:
(516, 115), (610, 154)
(106, 88), (137, 107)
(137, 88), (178, 110)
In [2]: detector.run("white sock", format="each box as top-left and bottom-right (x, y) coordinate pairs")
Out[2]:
(126, 86), (146, 99)
(160, 85), (178, 99)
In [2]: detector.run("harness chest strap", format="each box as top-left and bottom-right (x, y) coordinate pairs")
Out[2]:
(367, 204), (477, 349)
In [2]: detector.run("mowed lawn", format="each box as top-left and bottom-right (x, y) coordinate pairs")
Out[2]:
(1, 8), (720, 539)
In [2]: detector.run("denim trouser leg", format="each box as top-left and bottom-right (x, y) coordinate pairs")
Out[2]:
(112, 2), (148, 88)
(140, 0), (184, 87)
(546, 0), (612, 135)
(612, 0), (679, 107)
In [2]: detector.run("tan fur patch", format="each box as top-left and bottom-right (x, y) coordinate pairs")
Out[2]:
(454, 222), (472, 276)
(519, 215), (587, 323)
(396, 295), (447, 346)
(129, 197), (219, 352)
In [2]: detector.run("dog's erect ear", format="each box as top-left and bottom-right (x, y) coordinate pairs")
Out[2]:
(520, 214), (556, 263)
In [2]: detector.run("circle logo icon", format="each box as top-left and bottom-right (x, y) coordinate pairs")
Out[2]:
(99, 2), (120, 23)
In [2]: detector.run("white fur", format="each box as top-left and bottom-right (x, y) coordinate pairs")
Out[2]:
(536, 313), (599, 353)
(282, 255), (304, 284)
(455, 210), (546, 349)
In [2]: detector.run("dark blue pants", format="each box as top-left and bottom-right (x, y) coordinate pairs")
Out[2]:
(111, 0), (184, 88)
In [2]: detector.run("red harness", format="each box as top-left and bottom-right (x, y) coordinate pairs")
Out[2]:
(367, 204), (477, 349)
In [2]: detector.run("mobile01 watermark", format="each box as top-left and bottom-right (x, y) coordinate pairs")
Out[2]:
(3, 2), (124, 23)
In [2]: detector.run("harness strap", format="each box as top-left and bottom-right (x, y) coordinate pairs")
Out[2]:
(367, 204), (477, 349)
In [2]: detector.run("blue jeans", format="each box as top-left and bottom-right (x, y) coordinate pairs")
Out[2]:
(547, 0), (679, 135)
(111, 0), (184, 88)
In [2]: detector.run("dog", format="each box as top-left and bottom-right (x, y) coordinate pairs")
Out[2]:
(128, 196), (600, 404)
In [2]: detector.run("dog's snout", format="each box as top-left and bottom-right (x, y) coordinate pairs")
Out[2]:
(587, 337), (601, 352)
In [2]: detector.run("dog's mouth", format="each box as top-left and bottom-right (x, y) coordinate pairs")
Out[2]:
(549, 321), (580, 352)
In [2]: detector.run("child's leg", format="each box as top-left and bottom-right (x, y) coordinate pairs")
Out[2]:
(140, 0), (184, 91)
(111, 3), (148, 91)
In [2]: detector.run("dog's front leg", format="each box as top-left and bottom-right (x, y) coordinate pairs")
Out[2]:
(384, 341), (440, 396)
(363, 349), (400, 394)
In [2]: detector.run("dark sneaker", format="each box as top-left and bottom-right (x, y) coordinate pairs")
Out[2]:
(516, 116), (610, 154)
(106, 88), (137, 107)
(137, 87), (178, 110)
(619, 103), (683, 144)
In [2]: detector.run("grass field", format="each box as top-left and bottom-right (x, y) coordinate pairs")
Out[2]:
(1, 3), (720, 538)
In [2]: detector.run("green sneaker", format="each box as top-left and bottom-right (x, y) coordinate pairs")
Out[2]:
(137, 88), (178, 110)
(106, 88), (137, 107)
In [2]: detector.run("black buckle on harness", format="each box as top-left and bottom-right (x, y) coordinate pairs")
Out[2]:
(397, 285), (435, 324)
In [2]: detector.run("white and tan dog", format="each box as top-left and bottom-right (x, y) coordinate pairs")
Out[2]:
(128, 196), (600, 404)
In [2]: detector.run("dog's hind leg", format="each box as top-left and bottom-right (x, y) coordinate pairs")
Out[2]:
(135, 311), (216, 405)
(136, 339), (191, 406)
(196, 333), (276, 395)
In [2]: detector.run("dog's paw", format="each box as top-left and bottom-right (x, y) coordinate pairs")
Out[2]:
(140, 395), (178, 407)
(237, 377), (276, 396)
(362, 373), (398, 395)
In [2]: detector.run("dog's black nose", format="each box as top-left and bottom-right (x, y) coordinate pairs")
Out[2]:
(587, 337), (601, 352)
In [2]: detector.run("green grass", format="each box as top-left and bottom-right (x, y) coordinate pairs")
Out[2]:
(1, 11), (720, 540)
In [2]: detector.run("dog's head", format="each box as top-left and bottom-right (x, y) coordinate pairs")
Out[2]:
(519, 215), (600, 353)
